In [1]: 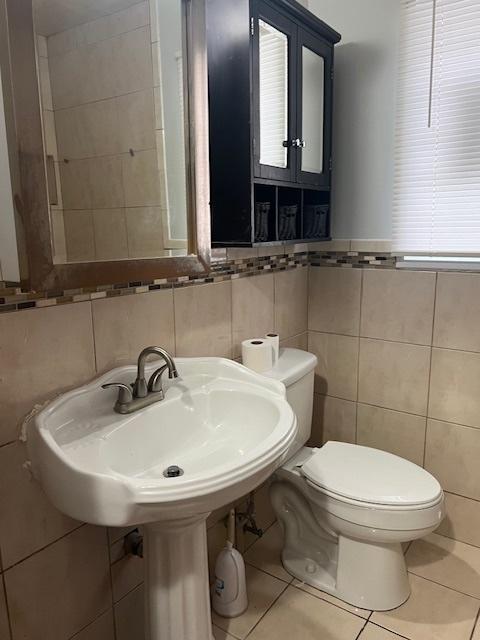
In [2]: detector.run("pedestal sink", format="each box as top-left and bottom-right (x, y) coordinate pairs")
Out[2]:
(27, 357), (297, 640)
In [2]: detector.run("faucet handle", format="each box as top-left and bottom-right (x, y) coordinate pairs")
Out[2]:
(101, 383), (133, 407)
(148, 365), (168, 394)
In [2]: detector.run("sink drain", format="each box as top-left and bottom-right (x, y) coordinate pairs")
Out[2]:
(163, 465), (184, 478)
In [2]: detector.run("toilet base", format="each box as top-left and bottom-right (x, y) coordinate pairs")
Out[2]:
(270, 479), (412, 612)
(282, 535), (410, 611)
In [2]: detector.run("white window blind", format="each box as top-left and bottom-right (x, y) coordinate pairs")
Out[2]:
(259, 19), (288, 169)
(392, 0), (480, 255)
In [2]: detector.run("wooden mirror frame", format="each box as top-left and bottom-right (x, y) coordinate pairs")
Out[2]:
(0, 0), (210, 291)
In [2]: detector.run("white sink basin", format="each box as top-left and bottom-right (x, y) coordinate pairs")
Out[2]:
(28, 357), (296, 526)
(27, 356), (297, 640)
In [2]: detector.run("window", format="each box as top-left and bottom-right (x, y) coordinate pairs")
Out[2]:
(392, 0), (480, 255)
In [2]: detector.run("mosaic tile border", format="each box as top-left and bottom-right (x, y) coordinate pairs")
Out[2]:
(309, 250), (397, 269)
(0, 250), (414, 314)
(0, 251), (311, 315)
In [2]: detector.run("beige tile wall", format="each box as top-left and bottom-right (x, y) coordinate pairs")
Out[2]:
(308, 266), (480, 551)
(0, 265), (308, 640)
(43, 2), (168, 262)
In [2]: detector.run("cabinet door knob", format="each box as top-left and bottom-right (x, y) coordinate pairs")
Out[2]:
(283, 139), (306, 148)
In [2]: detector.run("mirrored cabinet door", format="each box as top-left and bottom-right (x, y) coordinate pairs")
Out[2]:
(296, 28), (332, 187)
(254, 2), (296, 182)
(301, 47), (324, 174)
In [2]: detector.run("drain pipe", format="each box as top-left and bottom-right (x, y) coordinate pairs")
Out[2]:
(124, 491), (264, 559)
(236, 492), (263, 539)
(124, 528), (144, 558)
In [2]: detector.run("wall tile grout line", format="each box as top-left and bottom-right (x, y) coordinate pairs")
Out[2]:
(313, 373), (480, 432)
(53, 143), (158, 166)
(67, 608), (112, 640)
(1, 523), (86, 573)
(104, 526), (116, 639)
(309, 326), (438, 349)
(354, 269), (364, 443)
(0, 440), (17, 450)
(306, 263), (310, 342)
(1, 572), (13, 640)
(172, 284), (178, 357)
(89, 300), (99, 375)
(431, 343), (480, 357)
(423, 271), (439, 467)
(445, 489), (480, 505)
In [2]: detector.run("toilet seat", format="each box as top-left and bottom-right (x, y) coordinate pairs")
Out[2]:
(301, 441), (442, 508)
(304, 481), (444, 533)
(278, 443), (444, 532)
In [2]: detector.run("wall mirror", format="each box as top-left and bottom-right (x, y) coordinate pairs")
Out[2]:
(0, 0), (210, 290)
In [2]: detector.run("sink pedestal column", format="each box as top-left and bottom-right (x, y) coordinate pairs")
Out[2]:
(144, 515), (214, 640)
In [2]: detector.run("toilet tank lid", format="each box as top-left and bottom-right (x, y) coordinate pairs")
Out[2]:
(302, 442), (443, 507)
(263, 348), (318, 387)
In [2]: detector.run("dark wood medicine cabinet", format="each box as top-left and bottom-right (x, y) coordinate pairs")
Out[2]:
(207, 0), (341, 248)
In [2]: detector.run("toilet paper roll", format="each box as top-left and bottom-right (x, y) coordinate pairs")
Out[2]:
(265, 333), (280, 364)
(241, 338), (273, 373)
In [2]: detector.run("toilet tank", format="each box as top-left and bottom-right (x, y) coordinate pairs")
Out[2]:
(263, 348), (318, 458)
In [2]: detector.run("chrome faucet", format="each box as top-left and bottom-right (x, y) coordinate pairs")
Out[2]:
(102, 346), (179, 414)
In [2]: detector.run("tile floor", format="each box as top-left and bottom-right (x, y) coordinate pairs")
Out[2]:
(212, 523), (480, 640)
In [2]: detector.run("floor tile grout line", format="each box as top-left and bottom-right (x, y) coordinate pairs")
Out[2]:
(244, 525), (375, 622)
(469, 605), (480, 640)
(290, 582), (371, 622)
(367, 620), (412, 640)
(243, 580), (290, 640)
(354, 618), (369, 640)
(243, 559), (293, 586)
(240, 538), (480, 634)
(407, 569), (480, 602)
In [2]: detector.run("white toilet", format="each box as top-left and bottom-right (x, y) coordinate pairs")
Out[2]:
(263, 348), (445, 612)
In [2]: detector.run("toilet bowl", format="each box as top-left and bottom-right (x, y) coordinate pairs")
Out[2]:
(262, 348), (445, 611)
